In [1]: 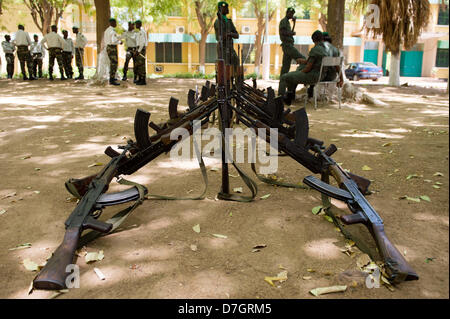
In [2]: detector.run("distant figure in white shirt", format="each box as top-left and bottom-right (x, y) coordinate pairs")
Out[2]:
(104, 18), (121, 86)
(2, 35), (15, 79)
(62, 30), (74, 79)
(41, 25), (66, 81)
(120, 21), (137, 82)
(72, 25), (87, 80)
(30, 34), (45, 78)
(12, 25), (35, 80)
(134, 20), (148, 86)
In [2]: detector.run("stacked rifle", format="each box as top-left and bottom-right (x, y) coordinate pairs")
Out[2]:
(32, 54), (419, 291)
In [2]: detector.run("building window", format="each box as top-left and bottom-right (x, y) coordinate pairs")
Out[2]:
(155, 43), (182, 63)
(205, 43), (217, 63)
(241, 44), (256, 64)
(301, 9), (311, 20)
(436, 48), (449, 67)
(438, 5), (449, 25)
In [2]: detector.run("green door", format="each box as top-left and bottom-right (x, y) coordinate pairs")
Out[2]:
(364, 50), (379, 65)
(400, 44), (424, 77)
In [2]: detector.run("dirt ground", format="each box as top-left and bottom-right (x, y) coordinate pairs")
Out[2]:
(0, 77), (448, 299)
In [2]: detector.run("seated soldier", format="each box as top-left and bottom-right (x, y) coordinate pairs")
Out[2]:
(278, 30), (341, 106)
(307, 32), (343, 98)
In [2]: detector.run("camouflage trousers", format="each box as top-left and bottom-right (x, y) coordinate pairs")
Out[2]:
(48, 47), (64, 76)
(17, 46), (33, 77)
(134, 47), (146, 78)
(5, 53), (15, 77)
(62, 51), (73, 77)
(123, 47), (137, 75)
(75, 48), (84, 74)
(32, 53), (43, 78)
(107, 45), (118, 79)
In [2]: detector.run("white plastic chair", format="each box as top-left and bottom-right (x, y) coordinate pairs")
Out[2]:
(305, 56), (344, 110)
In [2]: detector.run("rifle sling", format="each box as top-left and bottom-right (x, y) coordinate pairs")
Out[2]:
(77, 138), (208, 248)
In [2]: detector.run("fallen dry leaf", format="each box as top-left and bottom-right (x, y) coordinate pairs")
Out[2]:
(88, 162), (104, 168)
(264, 270), (288, 287)
(94, 267), (106, 280)
(212, 233), (228, 239)
(0, 209), (6, 216)
(310, 285), (347, 297)
(362, 165), (372, 171)
(190, 244), (198, 252)
(9, 243), (32, 251)
(356, 254), (372, 269)
(23, 258), (40, 271)
(192, 224), (201, 233)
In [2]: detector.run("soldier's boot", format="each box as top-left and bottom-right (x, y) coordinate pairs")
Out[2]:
(49, 72), (54, 81)
(60, 69), (67, 81)
(75, 73), (84, 80)
(133, 74), (138, 83)
(122, 68), (128, 81)
(109, 77), (120, 86)
(283, 91), (295, 106)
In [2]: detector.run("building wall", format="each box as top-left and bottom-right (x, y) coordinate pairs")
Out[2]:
(1, 2), (448, 78)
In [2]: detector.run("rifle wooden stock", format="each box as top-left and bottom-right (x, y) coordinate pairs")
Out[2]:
(371, 224), (419, 283)
(33, 227), (81, 290)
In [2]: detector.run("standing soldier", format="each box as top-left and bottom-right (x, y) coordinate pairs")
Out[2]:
(120, 22), (137, 82)
(30, 34), (45, 78)
(134, 20), (147, 86)
(41, 25), (66, 81)
(279, 8), (306, 77)
(62, 30), (74, 79)
(214, 1), (239, 75)
(12, 25), (35, 80)
(72, 25), (87, 80)
(2, 35), (15, 79)
(104, 18), (121, 86)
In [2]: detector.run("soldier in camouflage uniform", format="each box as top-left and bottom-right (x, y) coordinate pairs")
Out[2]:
(1, 35), (15, 79)
(41, 25), (66, 80)
(104, 18), (120, 86)
(12, 25), (35, 80)
(72, 25), (87, 80)
(134, 20), (148, 85)
(278, 30), (332, 105)
(279, 8), (306, 77)
(214, 1), (239, 74)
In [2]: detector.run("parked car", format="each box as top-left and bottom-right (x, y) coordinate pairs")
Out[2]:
(345, 62), (383, 81)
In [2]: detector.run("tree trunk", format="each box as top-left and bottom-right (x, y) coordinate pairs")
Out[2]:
(318, 13), (327, 32)
(254, 16), (264, 76)
(327, 0), (345, 50)
(94, 0), (110, 51)
(389, 53), (401, 87)
(198, 31), (207, 74)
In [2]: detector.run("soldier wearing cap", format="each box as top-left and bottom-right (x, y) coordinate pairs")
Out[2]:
(41, 25), (66, 80)
(134, 20), (148, 85)
(12, 24), (35, 80)
(278, 30), (334, 105)
(103, 18), (121, 85)
(279, 8), (306, 77)
(306, 32), (343, 99)
(30, 34), (45, 78)
(73, 25), (87, 80)
(62, 30), (75, 79)
(2, 35), (15, 79)
(214, 1), (239, 73)
(119, 21), (137, 82)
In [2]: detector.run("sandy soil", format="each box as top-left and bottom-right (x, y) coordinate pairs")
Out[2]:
(0, 77), (448, 299)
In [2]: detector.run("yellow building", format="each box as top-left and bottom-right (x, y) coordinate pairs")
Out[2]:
(1, 1), (448, 79)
